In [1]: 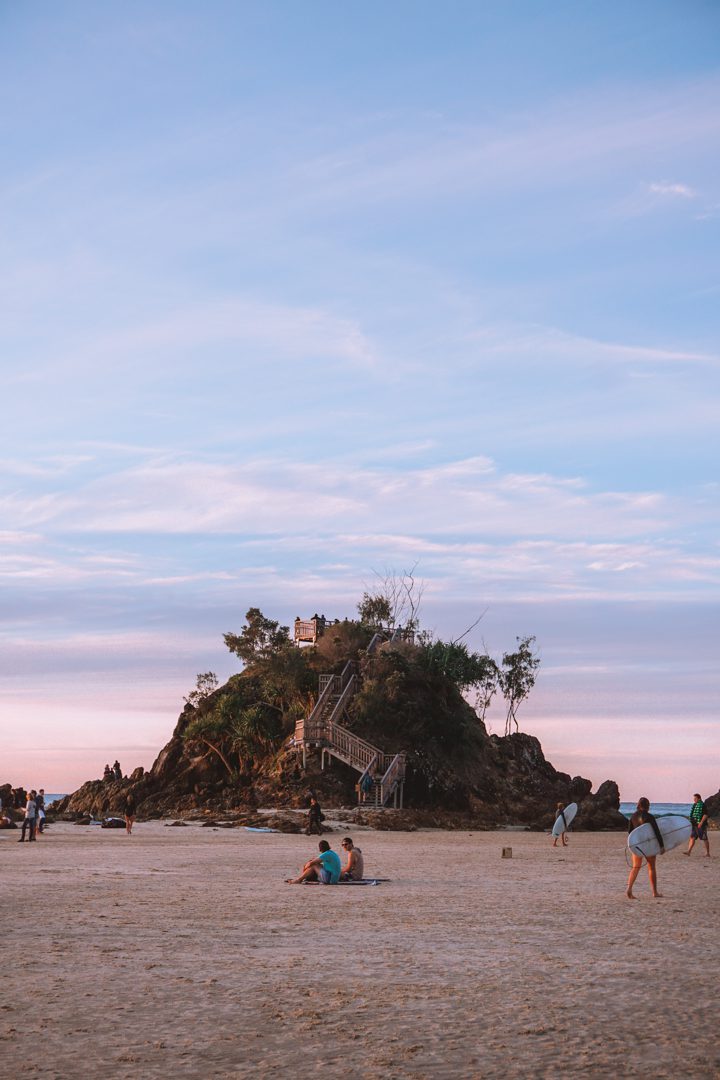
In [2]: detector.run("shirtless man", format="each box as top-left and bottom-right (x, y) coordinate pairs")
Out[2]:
(340, 837), (364, 881)
(626, 797), (664, 899)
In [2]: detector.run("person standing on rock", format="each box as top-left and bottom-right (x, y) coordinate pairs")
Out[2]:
(124, 792), (136, 835)
(685, 793), (710, 857)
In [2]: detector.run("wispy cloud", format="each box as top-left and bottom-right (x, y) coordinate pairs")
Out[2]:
(648, 181), (697, 198)
(288, 77), (720, 209)
(1, 451), (718, 604)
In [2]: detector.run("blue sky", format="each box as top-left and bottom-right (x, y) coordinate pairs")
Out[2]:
(1, 2), (718, 799)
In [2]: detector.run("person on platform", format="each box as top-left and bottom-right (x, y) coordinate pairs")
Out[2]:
(286, 840), (341, 884)
(626, 797), (664, 899)
(685, 793), (710, 857)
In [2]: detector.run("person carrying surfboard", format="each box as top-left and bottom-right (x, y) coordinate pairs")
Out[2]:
(552, 802), (569, 847)
(626, 797), (664, 900)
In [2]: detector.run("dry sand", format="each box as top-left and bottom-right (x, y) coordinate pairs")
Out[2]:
(3, 819), (718, 1079)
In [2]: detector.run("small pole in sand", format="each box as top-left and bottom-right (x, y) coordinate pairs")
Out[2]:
(502, 846), (513, 858)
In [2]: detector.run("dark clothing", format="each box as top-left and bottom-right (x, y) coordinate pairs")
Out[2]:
(124, 797), (136, 817)
(306, 802), (323, 835)
(690, 801), (706, 825)
(628, 810), (664, 850)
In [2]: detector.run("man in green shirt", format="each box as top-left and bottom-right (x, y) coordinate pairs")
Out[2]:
(685, 793), (710, 857)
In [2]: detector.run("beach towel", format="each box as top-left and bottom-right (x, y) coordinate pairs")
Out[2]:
(302, 878), (388, 886)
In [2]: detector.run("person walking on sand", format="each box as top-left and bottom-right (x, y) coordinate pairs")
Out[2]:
(35, 789), (46, 835)
(18, 791), (37, 842)
(306, 795), (324, 836)
(626, 797), (664, 899)
(552, 802), (569, 848)
(685, 793), (710, 857)
(124, 793), (136, 835)
(286, 840), (341, 884)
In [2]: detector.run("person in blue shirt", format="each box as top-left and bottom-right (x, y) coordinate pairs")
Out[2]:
(286, 840), (341, 884)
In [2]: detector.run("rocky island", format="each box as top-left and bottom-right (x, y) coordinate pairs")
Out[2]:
(49, 606), (638, 831)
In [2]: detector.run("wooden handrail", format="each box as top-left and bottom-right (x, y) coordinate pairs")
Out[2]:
(327, 674), (355, 725)
(307, 676), (336, 724)
(326, 722), (379, 771)
(295, 660), (406, 807)
(379, 753), (406, 804)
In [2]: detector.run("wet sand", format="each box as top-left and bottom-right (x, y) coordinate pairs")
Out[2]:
(3, 821), (718, 1079)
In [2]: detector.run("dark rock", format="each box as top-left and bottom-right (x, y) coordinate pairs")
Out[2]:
(705, 790), (720, 820)
(577, 780), (627, 831)
(42, 671), (627, 830)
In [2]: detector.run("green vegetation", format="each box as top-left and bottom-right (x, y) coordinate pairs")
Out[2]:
(180, 598), (540, 793)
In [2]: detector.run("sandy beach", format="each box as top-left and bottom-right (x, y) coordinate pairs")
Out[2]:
(3, 820), (718, 1079)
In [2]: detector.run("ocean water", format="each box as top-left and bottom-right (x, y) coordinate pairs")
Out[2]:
(620, 802), (691, 819)
(45, 794), (67, 807)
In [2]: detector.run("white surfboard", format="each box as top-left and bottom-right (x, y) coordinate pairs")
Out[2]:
(552, 803), (577, 836)
(627, 814), (691, 858)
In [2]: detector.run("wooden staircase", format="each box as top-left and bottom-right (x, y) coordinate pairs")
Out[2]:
(293, 653), (407, 809)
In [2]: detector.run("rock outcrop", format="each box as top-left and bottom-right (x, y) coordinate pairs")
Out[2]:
(52, 726), (626, 831)
(704, 789), (720, 821)
(51, 622), (634, 831)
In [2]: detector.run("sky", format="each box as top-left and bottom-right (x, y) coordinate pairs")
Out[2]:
(1, 1), (718, 801)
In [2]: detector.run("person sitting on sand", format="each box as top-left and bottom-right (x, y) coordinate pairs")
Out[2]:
(685, 793), (710, 858)
(340, 837), (364, 880)
(552, 802), (569, 848)
(626, 797), (664, 900)
(286, 840), (341, 884)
